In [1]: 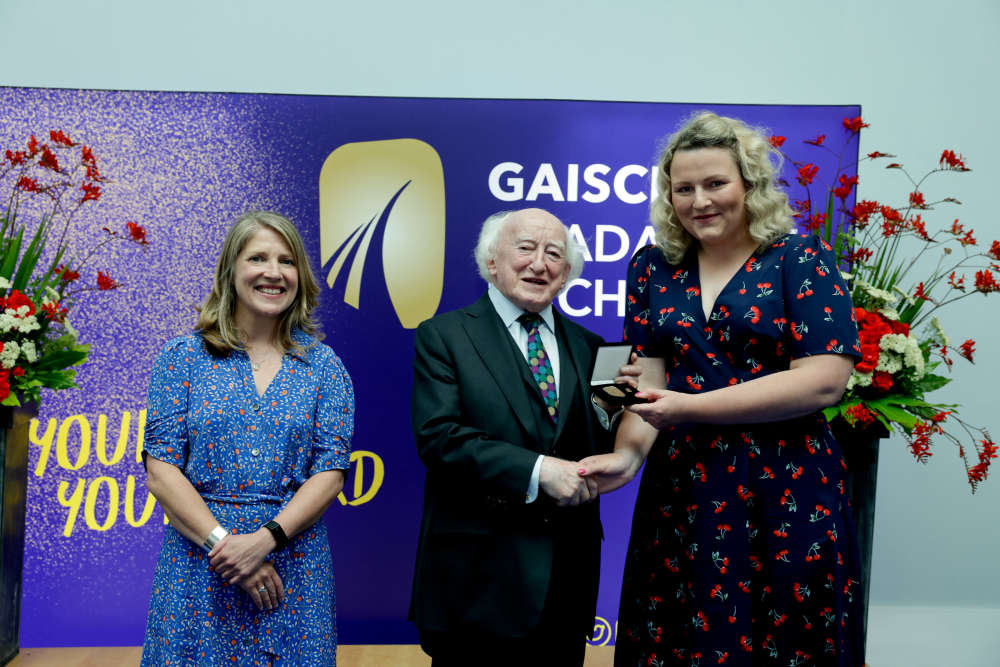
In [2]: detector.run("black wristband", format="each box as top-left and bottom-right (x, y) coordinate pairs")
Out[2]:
(264, 520), (289, 552)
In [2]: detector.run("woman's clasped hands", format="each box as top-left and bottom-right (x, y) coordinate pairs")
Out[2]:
(209, 530), (285, 610)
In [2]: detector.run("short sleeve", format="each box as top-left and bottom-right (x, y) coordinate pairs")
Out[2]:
(781, 234), (861, 360)
(144, 337), (196, 468)
(623, 245), (659, 357)
(309, 350), (354, 475)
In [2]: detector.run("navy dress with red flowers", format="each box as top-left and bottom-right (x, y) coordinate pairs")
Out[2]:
(615, 234), (865, 667)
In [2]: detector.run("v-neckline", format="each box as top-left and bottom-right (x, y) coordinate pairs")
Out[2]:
(244, 352), (283, 400)
(691, 246), (760, 323)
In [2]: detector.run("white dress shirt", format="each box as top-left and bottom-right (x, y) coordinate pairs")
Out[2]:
(487, 285), (618, 503)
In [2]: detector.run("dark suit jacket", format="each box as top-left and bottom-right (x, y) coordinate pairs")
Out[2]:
(409, 293), (612, 640)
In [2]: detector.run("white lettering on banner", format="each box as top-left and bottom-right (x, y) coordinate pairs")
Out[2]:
(595, 279), (626, 317)
(581, 164), (611, 203)
(595, 225), (630, 262)
(558, 279), (627, 318)
(525, 163), (563, 201)
(488, 162), (659, 204)
(489, 162), (524, 201)
(567, 224), (657, 264)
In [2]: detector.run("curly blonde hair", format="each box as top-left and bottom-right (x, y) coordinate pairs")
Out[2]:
(197, 210), (321, 355)
(650, 111), (794, 264)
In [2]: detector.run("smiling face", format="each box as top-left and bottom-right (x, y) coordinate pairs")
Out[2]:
(233, 226), (299, 329)
(669, 147), (751, 251)
(487, 209), (570, 313)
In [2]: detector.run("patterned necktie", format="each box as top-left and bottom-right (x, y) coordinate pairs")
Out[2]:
(518, 313), (558, 422)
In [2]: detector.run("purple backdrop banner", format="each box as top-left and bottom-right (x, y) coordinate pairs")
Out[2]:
(0, 87), (859, 646)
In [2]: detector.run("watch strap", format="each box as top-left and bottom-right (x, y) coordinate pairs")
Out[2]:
(264, 520), (289, 552)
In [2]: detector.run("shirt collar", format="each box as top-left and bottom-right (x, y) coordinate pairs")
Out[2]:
(487, 284), (556, 333)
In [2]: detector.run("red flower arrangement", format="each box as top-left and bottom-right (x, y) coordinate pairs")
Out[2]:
(771, 117), (997, 491)
(0, 130), (150, 406)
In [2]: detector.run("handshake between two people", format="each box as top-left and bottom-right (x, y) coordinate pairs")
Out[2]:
(539, 351), (653, 507)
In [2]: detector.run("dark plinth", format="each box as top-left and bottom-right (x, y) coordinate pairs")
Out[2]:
(833, 419), (886, 659)
(0, 406), (32, 666)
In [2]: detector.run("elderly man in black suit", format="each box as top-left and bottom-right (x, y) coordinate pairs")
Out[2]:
(410, 208), (626, 667)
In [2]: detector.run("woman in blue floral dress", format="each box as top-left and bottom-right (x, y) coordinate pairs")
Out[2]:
(580, 113), (865, 666)
(141, 211), (354, 665)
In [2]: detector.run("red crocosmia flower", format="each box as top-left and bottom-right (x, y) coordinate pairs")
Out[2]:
(49, 129), (75, 146)
(81, 145), (96, 164)
(872, 371), (893, 392)
(16, 176), (40, 192)
(57, 264), (80, 282)
(845, 403), (875, 426)
(806, 212), (825, 232)
(832, 174), (859, 202)
(850, 200), (880, 226)
(5, 149), (26, 165)
(41, 301), (68, 323)
(769, 135), (786, 148)
(796, 164), (819, 186)
(97, 271), (119, 290)
(80, 181), (101, 203)
(959, 339), (976, 362)
(948, 271), (965, 290)
(913, 282), (931, 301)
(989, 240), (1000, 261)
(846, 247), (873, 264)
(908, 214), (930, 241)
(909, 191), (925, 207)
(126, 221), (149, 244)
(886, 163), (902, 169)
(908, 421), (935, 463)
(842, 116), (870, 133)
(867, 151), (892, 159)
(974, 270), (1000, 293)
(939, 149), (969, 171)
(38, 146), (60, 172)
(26, 134), (40, 156)
(959, 229), (976, 247)
(4, 289), (36, 316)
(804, 134), (826, 146)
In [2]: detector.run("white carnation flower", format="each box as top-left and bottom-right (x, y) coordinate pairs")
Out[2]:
(879, 307), (900, 321)
(876, 351), (903, 374)
(849, 370), (874, 390)
(0, 340), (20, 369)
(879, 333), (909, 354)
(0, 314), (15, 334)
(904, 338), (925, 378)
(21, 340), (37, 363)
(16, 315), (39, 334)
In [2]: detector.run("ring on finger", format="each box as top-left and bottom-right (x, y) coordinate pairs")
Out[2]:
(257, 586), (268, 594)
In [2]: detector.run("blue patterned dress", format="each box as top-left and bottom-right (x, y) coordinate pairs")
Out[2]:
(141, 329), (353, 666)
(615, 234), (865, 667)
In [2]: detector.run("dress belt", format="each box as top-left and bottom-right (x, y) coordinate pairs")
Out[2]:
(201, 492), (283, 505)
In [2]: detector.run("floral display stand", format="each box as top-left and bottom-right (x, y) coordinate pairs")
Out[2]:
(0, 406), (33, 666)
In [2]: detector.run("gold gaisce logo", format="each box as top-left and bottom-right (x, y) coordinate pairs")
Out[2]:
(318, 139), (445, 328)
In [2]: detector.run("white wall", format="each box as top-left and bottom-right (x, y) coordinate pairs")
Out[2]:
(3, 0), (999, 660)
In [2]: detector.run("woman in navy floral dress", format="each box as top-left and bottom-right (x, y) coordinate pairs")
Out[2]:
(580, 113), (865, 666)
(141, 211), (354, 665)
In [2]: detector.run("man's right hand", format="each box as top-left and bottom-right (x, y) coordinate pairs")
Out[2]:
(538, 456), (599, 506)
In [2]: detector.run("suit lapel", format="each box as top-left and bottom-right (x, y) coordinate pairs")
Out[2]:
(553, 312), (588, 442)
(462, 295), (540, 438)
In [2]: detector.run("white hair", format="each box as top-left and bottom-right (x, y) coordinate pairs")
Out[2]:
(473, 210), (585, 284)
